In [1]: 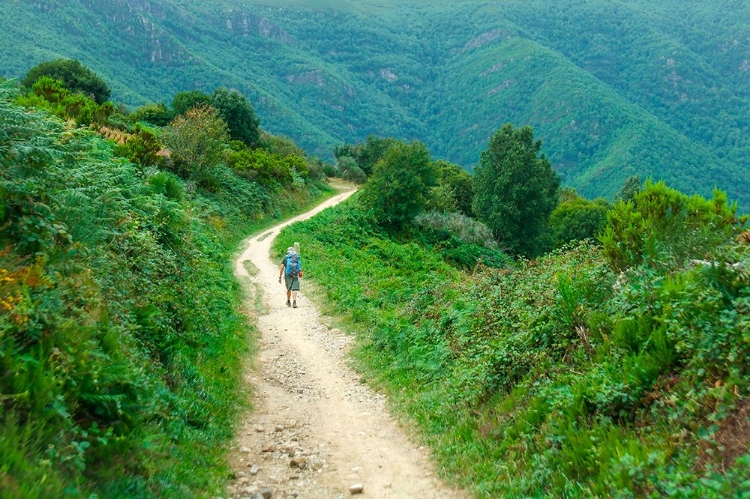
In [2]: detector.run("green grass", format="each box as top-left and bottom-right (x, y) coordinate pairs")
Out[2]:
(277, 194), (750, 497)
(0, 83), (338, 497)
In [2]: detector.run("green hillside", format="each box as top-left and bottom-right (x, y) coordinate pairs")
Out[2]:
(277, 184), (749, 497)
(1, 0), (748, 207)
(0, 74), (335, 496)
(2, 3), (749, 494)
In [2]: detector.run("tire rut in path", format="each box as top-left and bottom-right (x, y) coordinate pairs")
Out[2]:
(228, 190), (466, 499)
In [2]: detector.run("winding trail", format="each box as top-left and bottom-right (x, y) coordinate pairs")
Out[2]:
(228, 189), (466, 499)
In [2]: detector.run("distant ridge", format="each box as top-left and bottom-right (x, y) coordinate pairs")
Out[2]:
(1, 0), (748, 208)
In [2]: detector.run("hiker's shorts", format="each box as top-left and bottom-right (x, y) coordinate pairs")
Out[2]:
(284, 275), (300, 291)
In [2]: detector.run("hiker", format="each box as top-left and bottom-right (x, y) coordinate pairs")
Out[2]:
(278, 246), (302, 308)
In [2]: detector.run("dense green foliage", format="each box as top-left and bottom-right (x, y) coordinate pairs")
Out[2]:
(601, 181), (742, 272)
(550, 191), (610, 249)
(427, 160), (473, 216)
(128, 103), (174, 127)
(2, 2), (749, 496)
(615, 175), (643, 203)
(1, 0), (747, 208)
(172, 91), (212, 117)
(360, 141), (437, 232)
(210, 88), (261, 149)
(113, 124), (165, 170)
(0, 73), (334, 496)
(334, 135), (398, 177)
(15, 77), (116, 127)
(279, 180), (748, 497)
(227, 146), (307, 187)
(22, 59), (111, 104)
(473, 124), (560, 256)
(163, 105), (231, 188)
(333, 155), (366, 184)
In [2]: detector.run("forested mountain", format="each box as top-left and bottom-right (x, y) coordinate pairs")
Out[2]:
(1, 0), (749, 206)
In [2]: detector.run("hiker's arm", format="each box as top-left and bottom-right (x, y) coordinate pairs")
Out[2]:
(278, 263), (284, 282)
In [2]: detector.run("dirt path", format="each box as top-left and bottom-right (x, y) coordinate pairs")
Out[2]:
(227, 190), (466, 499)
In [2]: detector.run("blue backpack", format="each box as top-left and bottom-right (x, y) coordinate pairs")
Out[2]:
(284, 251), (301, 277)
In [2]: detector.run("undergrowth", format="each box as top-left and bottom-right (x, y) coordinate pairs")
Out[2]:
(279, 190), (749, 498)
(0, 82), (335, 498)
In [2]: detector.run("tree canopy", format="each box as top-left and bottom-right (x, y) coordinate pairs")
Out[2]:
(129, 102), (174, 126)
(549, 195), (609, 248)
(3, 2), (750, 209)
(360, 140), (437, 231)
(163, 105), (229, 188)
(334, 135), (398, 177)
(172, 90), (211, 117)
(600, 180), (741, 272)
(211, 87), (260, 148)
(22, 59), (111, 104)
(472, 123), (560, 256)
(614, 175), (643, 203)
(431, 159), (474, 216)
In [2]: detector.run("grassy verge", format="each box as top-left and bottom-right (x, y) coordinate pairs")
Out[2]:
(277, 196), (750, 497)
(0, 85), (338, 498)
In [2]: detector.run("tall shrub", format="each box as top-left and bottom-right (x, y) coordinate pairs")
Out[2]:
(600, 180), (742, 272)
(163, 105), (229, 188)
(211, 87), (260, 148)
(22, 59), (111, 104)
(472, 123), (560, 257)
(360, 141), (437, 231)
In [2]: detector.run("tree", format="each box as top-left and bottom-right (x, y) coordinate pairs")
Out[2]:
(614, 175), (642, 202)
(22, 59), (111, 104)
(261, 132), (305, 157)
(355, 135), (398, 176)
(162, 105), (229, 188)
(472, 123), (560, 256)
(336, 155), (366, 184)
(550, 195), (610, 248)
(227, 146), (308, 186)
(15, 76), (114, 126)
(430, 160), (474, 215)
(172, 90), (211, 116)
(211, 88), (260, 148)
(600, 180), (740, 272)
(333, 135), (397, 177)
(360, 141), (437, 231)
(129, 102), (174, 126)
(114, 124), (164, 170)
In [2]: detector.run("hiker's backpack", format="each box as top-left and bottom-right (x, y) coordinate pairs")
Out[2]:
(285, 252), (301, 277)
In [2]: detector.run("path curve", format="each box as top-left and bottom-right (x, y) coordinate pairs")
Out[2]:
(228, 189), (466, 499)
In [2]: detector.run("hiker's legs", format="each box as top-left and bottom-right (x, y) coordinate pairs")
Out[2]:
(284, 276), (300, 307)
(284, 275), (294, 305)
(291, 278), (300, 307)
